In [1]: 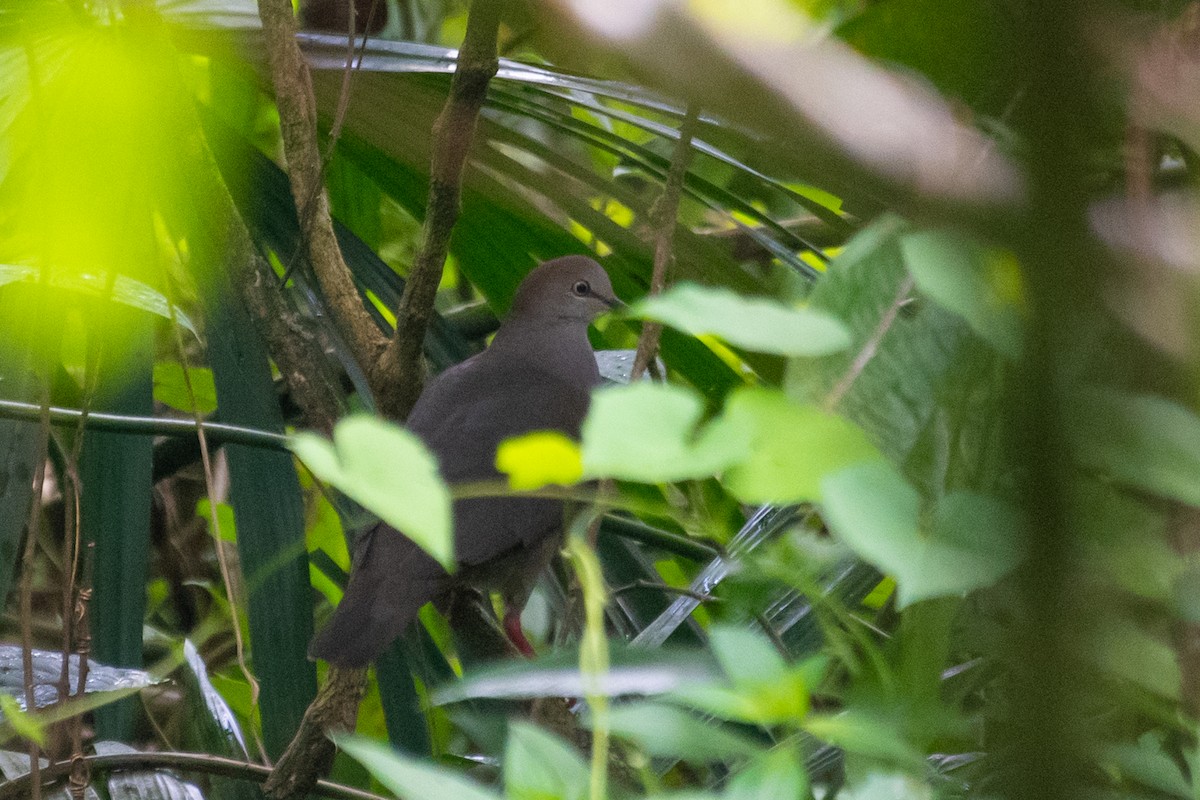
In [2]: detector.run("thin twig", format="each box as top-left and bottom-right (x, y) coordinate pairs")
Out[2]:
(375, 0), (503, 420)
(631, 104), (701, 382)
(610, 581), (716, 604)
(168, 283), (263, 735)
(823, 275), (915, 411)
(278, 0), (380, 288)
(67, 546), (94, 800)
(19, 388), (50, 800)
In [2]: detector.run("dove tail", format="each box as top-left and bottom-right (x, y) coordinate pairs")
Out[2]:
(308, 524), (446, 667)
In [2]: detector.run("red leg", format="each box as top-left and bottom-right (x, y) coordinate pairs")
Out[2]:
(503, 608), (536, 658)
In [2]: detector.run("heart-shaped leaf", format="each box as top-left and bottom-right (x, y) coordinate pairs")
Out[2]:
(290, 415), (453, 569)
(821, 461), (1022, 607)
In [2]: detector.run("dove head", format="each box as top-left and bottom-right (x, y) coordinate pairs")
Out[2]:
(507, 256), (621, 326)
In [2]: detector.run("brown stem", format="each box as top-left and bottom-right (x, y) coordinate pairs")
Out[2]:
(630, 104), (700, 382)
(374, 0), (503, 420)
(256, 0), (387, 379)
(262, 667), (367, 800)
(19, 390), (50, 800)
(67, 546), (94, 800)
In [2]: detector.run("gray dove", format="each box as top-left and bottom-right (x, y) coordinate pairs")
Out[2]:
(309, 256), (620, 667)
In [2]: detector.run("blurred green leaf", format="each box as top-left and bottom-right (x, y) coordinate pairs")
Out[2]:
(0, 266), (198, 335)
(710, 625), (789, 686)
(1070, 389), (1200, 507)
(670, 629), (811, 725)
(196, 499), (237, 544)
(1104, 737), (1191, 798)
(291, 415), (454, 570)
(787, 217), (1004, 498)
(835, 771), (933, 800)
(631, 283), (850, 357)
(900, 230), (1022, 359)
(581, 382), (749, 483)
(725, 744), (809, 800)
(0, 694), (44, 746)
(336, 734), (501, 800)
(804, 712), (926, 769)
(722, 388), (882, 503)
(604, 702), (764, 761)
(821, 461), (1022, 607)
(504, 722), (590, 800)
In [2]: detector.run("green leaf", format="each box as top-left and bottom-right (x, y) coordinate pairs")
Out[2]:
(504, 722), (590, 800)
(670, 676), (809, 726)
(581, 383), (749, 483)
(803, 712), (926, 769)
(631, 282), (851, 357)
(721, 388), (882, 503)
(206, 295), (316, 760)
(709, 625), (788, 686)
(821, 461), (1022, 607)
(725, 744), (809, 800)
(153, 363), (218, 414)
(196, 499), (237, 544)
(335, 734), (501, 800)
(604, 702), (764, 761)
(1070, 389), (1200, 507)
(787, 217), (1004, 498)
(669, 631), (811, 725)
(291, 415), (453, 570)
(0, 695), (44, 746)
(900, 230), (1022, 359)
(1105, 738), (1192, 798)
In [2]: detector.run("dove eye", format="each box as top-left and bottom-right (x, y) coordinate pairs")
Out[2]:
(572, 280), (591, 296)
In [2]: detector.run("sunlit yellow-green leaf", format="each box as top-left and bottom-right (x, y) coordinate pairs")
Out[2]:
(0, 12), (213, 382)
(496, 431), (584, 490)
(0, 694), (45, 746)
(154, 363), (217, 414)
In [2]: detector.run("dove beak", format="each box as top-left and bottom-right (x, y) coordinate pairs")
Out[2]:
(598, 293), (626, 311)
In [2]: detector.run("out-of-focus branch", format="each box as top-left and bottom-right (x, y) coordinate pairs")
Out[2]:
(256, 0), (387, 381)
(631, 104), (699, 382)
(373, 0), (503, 420)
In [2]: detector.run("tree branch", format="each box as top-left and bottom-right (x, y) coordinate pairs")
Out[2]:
(630, 105), (700, 382)
(263, 666), (367, 800)
(256, 0), (387, 381)
(373, 0), (503, 420)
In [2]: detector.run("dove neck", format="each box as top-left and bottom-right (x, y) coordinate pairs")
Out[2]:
(488, 318), (597, 381)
